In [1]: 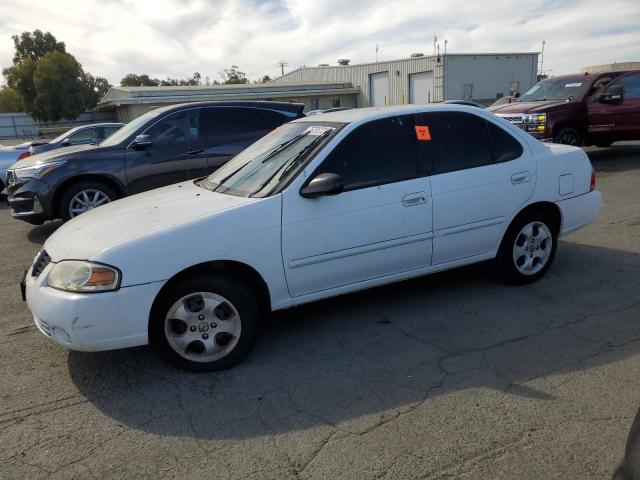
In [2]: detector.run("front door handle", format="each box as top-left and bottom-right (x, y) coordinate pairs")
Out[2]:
(402, 192), (427, 207)
(188, 149), (204, 155)
(511, 171), (531, 184)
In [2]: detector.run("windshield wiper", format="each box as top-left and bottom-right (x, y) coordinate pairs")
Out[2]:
(250, 129), (333, 197)
(261, 131), (310, 164)
(277, 129), (333, 182)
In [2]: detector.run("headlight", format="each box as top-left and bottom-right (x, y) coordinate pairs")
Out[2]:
(48, 261), (121, 292)
(14, 160), (67, 179)
(524, 113), (546, 124)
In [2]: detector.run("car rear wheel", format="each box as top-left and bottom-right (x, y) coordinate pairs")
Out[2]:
(60, 181), (117, 221)
(495, 210), (558, 284)
(554, 127), (582, 146)
(150, 273), (262, 372)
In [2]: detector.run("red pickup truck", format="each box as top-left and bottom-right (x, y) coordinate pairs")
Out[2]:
(488, 70), (640, 146)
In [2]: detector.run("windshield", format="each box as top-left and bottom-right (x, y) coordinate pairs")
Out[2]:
(518, 77), (590, 102)
(99, 109), (163, 147)
(200, 122), (338, 198)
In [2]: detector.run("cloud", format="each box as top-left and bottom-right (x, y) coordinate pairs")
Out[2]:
(0, 0), (638, 85)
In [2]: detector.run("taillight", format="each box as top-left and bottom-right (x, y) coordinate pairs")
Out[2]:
(17, 151), (33, 160)
(590, 167), (596, 192)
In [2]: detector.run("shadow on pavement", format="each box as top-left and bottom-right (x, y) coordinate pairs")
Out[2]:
(26, 220), (62, 245)
(587, 143), (640, 173)
(67, 241), (640, 444)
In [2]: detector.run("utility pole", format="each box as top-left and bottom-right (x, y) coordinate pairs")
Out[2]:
(433, 34), (438, 55)
(540, 40), (545, 77)
(375, 44), (379, 63)
(277, 60), (288, 76)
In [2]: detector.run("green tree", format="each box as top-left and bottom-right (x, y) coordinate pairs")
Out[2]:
(120, 74), (160, 87)
(220, 65), (248, 84)
(79, 72), (113, 109)
(4, 58), (37, 112)
(10, 29), (65, 64)
(30, 51), (88, 121)
(0, 86), (23, 112)
(256, 74), (271, 83)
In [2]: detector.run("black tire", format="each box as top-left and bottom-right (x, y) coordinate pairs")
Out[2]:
(150, 273), (262, 372)
(495, 210), (558, 285)
(553, 127), (582, 146)
(59, 181), (118, 221)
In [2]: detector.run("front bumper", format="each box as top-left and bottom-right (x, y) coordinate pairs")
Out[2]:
(25, 261), (165, 352)
(6, 177), (53, 224)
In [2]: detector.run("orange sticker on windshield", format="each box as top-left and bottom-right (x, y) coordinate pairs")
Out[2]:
(415, 125), (431, 141)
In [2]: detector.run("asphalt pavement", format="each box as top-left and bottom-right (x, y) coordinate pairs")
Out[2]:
(1, 142), (639, 479)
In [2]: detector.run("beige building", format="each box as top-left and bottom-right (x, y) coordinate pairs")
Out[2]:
(98, 82), (359, 122)
(582, 62), (640, 74)
(271, 53), (539, 107)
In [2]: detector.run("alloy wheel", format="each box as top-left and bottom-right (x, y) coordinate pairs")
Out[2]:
(69, 189), (111, 218)
(164, 292), (241, 362)
(512, 221), (553, 275)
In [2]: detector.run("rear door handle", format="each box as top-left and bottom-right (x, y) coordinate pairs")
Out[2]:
(511, 172), (531, 184)
(402, 192), (427, 207)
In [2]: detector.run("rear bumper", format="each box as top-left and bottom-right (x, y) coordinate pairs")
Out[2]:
(557, 189), (602, 237)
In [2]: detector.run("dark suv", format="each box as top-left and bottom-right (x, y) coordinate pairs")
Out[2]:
(6, 101), (304, 224)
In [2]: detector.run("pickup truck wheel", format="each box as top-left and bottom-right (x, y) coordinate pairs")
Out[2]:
(554, 127), (582, 146)
(495, 211), (558, 285)
(150, 273), (261, 372)
(60, 181), (117, 221)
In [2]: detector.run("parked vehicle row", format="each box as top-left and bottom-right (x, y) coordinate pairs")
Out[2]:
(22, 105), (602, 371)
(1, 123), (123, 193)
(5, 102), (304, 223)
(489, 69), (640, 146)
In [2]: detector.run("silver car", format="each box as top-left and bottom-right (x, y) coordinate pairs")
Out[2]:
(1, 123), (123, 192)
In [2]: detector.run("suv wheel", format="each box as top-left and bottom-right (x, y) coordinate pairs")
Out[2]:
(495, 210), (558, 284)
(150, 273), (262, 372)
(554, 127), (582, 146)
(60, 181), (117, 221)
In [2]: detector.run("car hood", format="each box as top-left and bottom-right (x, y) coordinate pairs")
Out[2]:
(44, 180), (257, 261)
(488, 100), (570, 114)
(11, 144), (97, 168)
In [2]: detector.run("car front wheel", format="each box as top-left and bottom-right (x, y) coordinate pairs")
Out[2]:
(150, 273), (261, 371)
(553, 127), (582, 146)
(60, 181), (117, 221)
(495, 211), (558, 284)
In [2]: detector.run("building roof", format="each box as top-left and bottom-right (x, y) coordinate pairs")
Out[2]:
(99, 82), (360, 108)
(276, 52), (540, 79)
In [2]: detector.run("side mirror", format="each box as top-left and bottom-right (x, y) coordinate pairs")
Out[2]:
(132, 134), (152, 150)
(599, 84), (624, 103)
(300, 173), (344, 198)
(61, 139), (71, 146)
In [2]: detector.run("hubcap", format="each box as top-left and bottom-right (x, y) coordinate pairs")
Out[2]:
(512, 221), (553, 275)
(69, 189), (111, 218)
(164, 292), (241, 363)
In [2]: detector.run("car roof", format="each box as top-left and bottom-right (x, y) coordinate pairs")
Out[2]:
(155, 100), (305, 116)
(291, 104), (492, 125)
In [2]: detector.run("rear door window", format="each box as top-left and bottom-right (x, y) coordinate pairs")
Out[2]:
(416, 111), (494, 176)
(200, 107), (271, 147)
(619, 72), (640, 99)
(314, 115), (417, 190)
(260, 110), (290, 129)
(486, 121), (523, 163)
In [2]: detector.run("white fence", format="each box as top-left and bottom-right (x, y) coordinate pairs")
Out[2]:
(0, 111), (117, 139)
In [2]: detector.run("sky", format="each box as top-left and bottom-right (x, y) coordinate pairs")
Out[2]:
(0, 0), (639, 86)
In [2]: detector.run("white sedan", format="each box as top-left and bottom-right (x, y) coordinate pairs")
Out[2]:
(23, 105), (602, 371)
